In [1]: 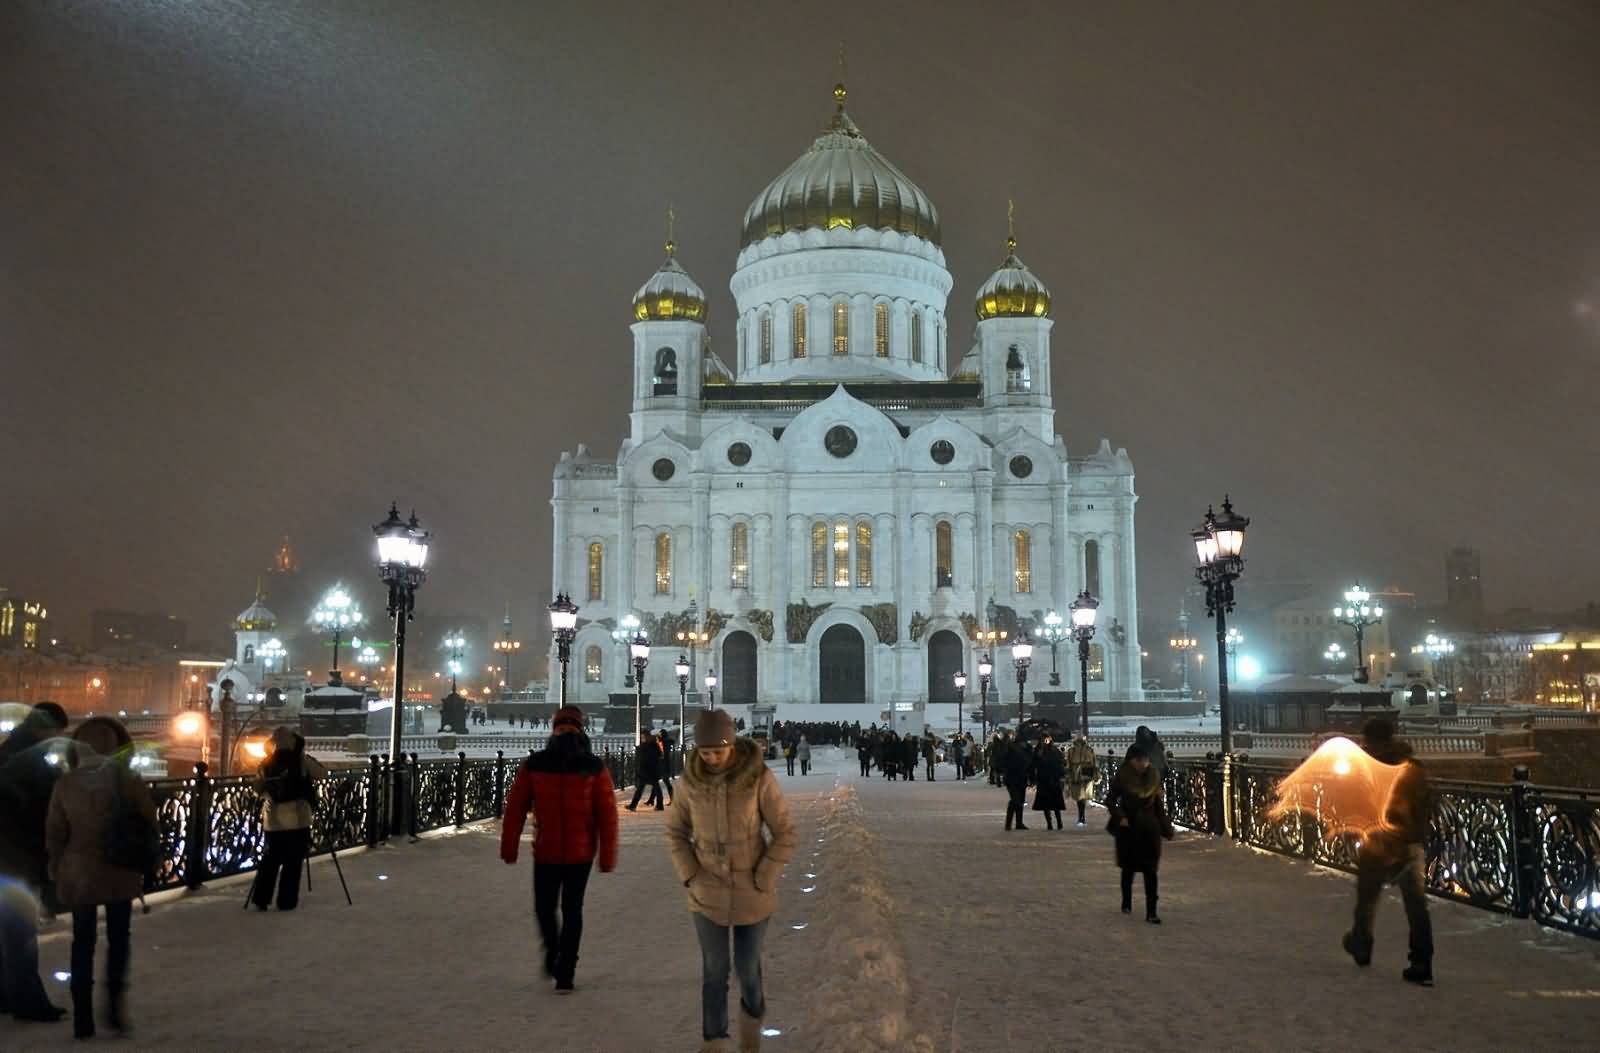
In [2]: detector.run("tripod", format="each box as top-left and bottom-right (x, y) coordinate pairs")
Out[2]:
(243, 836), (353, 908)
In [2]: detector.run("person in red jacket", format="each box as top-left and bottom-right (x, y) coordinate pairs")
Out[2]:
(500, 705), (618, 993)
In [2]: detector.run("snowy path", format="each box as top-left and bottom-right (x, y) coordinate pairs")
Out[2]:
(7, 748), (1597, 1052)
(852, 759), (1600, 1053)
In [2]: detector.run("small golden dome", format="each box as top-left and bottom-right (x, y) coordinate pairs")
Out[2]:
(975, 235), (1052, 321)
(632, 244), (707, 323)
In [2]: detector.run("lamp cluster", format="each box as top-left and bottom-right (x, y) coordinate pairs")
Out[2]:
(1191, 495), (1250, 755)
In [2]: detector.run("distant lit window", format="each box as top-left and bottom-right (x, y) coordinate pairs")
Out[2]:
(793, 303), (808, 358)
(856, 521), (873, 587)
(587, 542), (603, 602)
(833, 520), (851, 587)
(874, 303), (889, 357)
(655, 533), (672, 595)
(760, 313), (772, 364)
(832, 302), (849, 356)
(935, 521), (953, 588)
(584, 646), (602, 683)
(731, 522), (750, 590)
(911, 310), (923, 364)
(1089, 643), (1105, 682)
(1013, 530), (1032, 594)
(811, 522), (828, 588)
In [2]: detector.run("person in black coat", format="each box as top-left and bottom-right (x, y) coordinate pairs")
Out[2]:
(627, 732), (664, 811)
(1105, 745), (1175, 923)
(856, 741), (872, 778)
(1030, 737), (1068, 829)
(1001, 740), (1034, 830)
(0, 702), (71, 1025)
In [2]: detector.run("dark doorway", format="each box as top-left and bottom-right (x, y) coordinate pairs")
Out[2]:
(928, 630), (963, 702)
(819, 624), (866, 703)
(723, 631), (757, 705)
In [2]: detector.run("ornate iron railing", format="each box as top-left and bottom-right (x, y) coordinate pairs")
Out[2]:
(1092, 751), (1600, 940)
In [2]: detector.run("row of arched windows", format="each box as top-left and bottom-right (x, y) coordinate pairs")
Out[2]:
(746, 303), (934, 367)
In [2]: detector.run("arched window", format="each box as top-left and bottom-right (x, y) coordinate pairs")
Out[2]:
(874, 303), (889, 358)
(1013, 529), (1032, 594)
(654, 532), (672, 595)
(935, 521), (953, 588)
(811, 522), (828, 588)
(833, 520), (851, 586)
(583, 645), (603, 683)
(911, 309), (923, 363)
(793, 303), (808, 358)
(1088, 643), (1105, 682)
(759, 312), (772, 364)
(832, 301), (849, 356)
(730, 522), (750, 590)
(1085, 539), (1101, 597)
(856, 521), (873, 587)
(587, 542), (603, 602)
(1005, 345), (1030, 392)
(243, 644), (255, 662)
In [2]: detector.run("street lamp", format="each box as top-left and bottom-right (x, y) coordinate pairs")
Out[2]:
(1224, 627), (1243, 682)
(494, 610), (522, 698)
(977, 652), (993, 744)
(311, 584), (365, 685)
(676, 600), (712, 699)
(374, 502), (429, 831)
(629, 630), (651, 740)
(259, 637), (287, 678)
(1012, 638), (1033, 728)
(548, 593), (579, 706)
(1332, 584), (1384, 683)
(1037, 610), (1067, 686)
(1413, 633), (1456, 692)
(1192, 495), (1249, 756)
(613, 613), (641, 687)
(1070, 590), (1099, 739)
(441, 632), (466, 694)
(357, 644), (381, 690)
(675, 654), (690, 738)
(953, 670), (967, 741)
(1169, 634), (1198, 696)
(1324, 642), (1347, 667)
(704, 670), (717, 709)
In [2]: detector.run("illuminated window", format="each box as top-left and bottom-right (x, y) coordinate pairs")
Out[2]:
(832, 301), (849, 356)
(760, 313), (772, 364)
(654, 532), (672, 595)
(811, 522), (828, 588)
(584, 646), (602, 683)
(1085, 539), (1101, 597)
(587, 542), (603, 602)
(833, 520), (851, 587)
(874, 303), (889, 357)
(1089, 643), (1105, 682)
(731, 522), (750, 590)
(911, 310), (923, 363)
(935, 521), (953, 588)
(856, 521), (873, 588)
(1013, 530), (1032, 594)
(793, 303), (807, 358)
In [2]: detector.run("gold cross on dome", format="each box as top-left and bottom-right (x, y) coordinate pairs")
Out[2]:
(665, 204), (676, 256)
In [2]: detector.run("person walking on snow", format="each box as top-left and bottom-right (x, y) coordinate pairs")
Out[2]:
(1343, 718), (1435, 987)
(500, 705), (619, 993)
(856, 739), (872, 778)
(1031, 734), (1068, 829)
(1001, 737), (1034, 830)
(629, 730), (664, 811)
(795, 736), (811, 776)
(1105, 744), (1174, 923)
(1065, 732), (1097, 826)
(666, 709), (797, 1053)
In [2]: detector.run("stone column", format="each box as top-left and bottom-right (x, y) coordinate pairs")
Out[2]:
(1050, 479), (1069, 609)
(552, 477), (571, 597)
(975, 472), (995, 618)
(691, 478), (711, 612)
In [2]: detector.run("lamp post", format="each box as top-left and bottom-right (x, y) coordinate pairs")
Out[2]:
(1333, 584), (1384, 683)
(630, 630), (651, 741)
(1012, 638), (1033, 728)
(1038, 610), (1067, 686)
(978, 653), (993, 744)
(1169, 634), (1198, 697)
(547, 593), (579, 706)
(494, 611), (522, 697)
(259, 637), (286, 681)
(704, 670), (717, 709)
(375, 503), (430, 830)
(676, 609), (712, 702)
(953, 670), (967, 742)
(1191, 495), (1249, 756)
(311, 585), (365, 686)
(1224, 627), (1244, 683)
(976, 626), (1007, 710)
(1070, 590), (1099, 739)
(356, 644), (380, 690)
(442, 632), (466, 694)
(675, 655), (690, 738)
(1413, 633), (1456, 692)
(613, 613), (641, 687)
(1324, 642), (1347, 668)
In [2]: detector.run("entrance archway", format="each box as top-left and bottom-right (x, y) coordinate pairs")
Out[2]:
(722, 631), (758, 705)
(819, 624), (866, 703)
(927, 630), (963, 702)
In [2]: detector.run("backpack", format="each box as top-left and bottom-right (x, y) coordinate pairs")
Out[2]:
(101, 767), (160, 877)
(262, 752), (318, 808)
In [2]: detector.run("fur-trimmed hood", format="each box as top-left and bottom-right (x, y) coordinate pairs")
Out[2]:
(683, 737), (766, 791)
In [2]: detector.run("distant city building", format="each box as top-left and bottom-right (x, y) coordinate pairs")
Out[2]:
(91, 609), (188, 651)
(208, 586), (306, 715)
(0, 587), (50, 649)
(1445, 546), (1485, 628)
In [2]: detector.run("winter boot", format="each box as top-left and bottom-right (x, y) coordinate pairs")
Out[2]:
(71, 983), (94, 1040)
(737, 1004), (763, 1052)
(1004, 805), (1014, 831)
(1342, 931), (1372, 967)
(1402, 962), (1434, 987)
(698, 1040), (733, 1053)
(105, 982), (128, 1035)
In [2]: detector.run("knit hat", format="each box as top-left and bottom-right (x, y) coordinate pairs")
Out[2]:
(552, 705), (586, 732)
(693, 708), (736, 748)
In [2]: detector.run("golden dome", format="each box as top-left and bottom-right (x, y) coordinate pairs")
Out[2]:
(740, 83), (940, 249)
(235, 585), (277, 632)
(975, 236), (1052, 321)
(632, 241), (707, 323)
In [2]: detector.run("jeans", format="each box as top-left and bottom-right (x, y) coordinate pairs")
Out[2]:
(252, 828), (310, 910)
(533, 861), (593, 982)
(1352, 842), (1433, 966)
(800, 759), (809, 775)
(785, 756), (795, 775)
(925, 760), (935, 781)
(70, 902), (131, 998)
(0, 884), (54, 1015)
(692, 913), (767, 1041)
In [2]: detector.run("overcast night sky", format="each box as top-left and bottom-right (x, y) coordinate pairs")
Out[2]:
(2, 0), (1597, 646)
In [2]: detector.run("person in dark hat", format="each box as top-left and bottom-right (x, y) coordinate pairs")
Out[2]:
(501, 705), (618, 993)
(667, 709), (795, 1052)
(1105, 744), (1174, 922)
(0, 701), (70, 1025)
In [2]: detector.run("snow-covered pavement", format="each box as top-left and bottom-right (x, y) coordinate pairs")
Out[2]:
(8, 747), (1597, 1052)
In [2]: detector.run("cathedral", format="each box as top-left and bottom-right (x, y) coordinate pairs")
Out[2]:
(548, 82), (1142, 710)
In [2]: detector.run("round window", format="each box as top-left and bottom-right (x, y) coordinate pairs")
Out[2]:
(930, 440), (955, 466)
(1009, 455), (1034, 479)
(651, 458), (676, 482)
(727, 442), (752, 467)
(824, 425), (858, 459)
